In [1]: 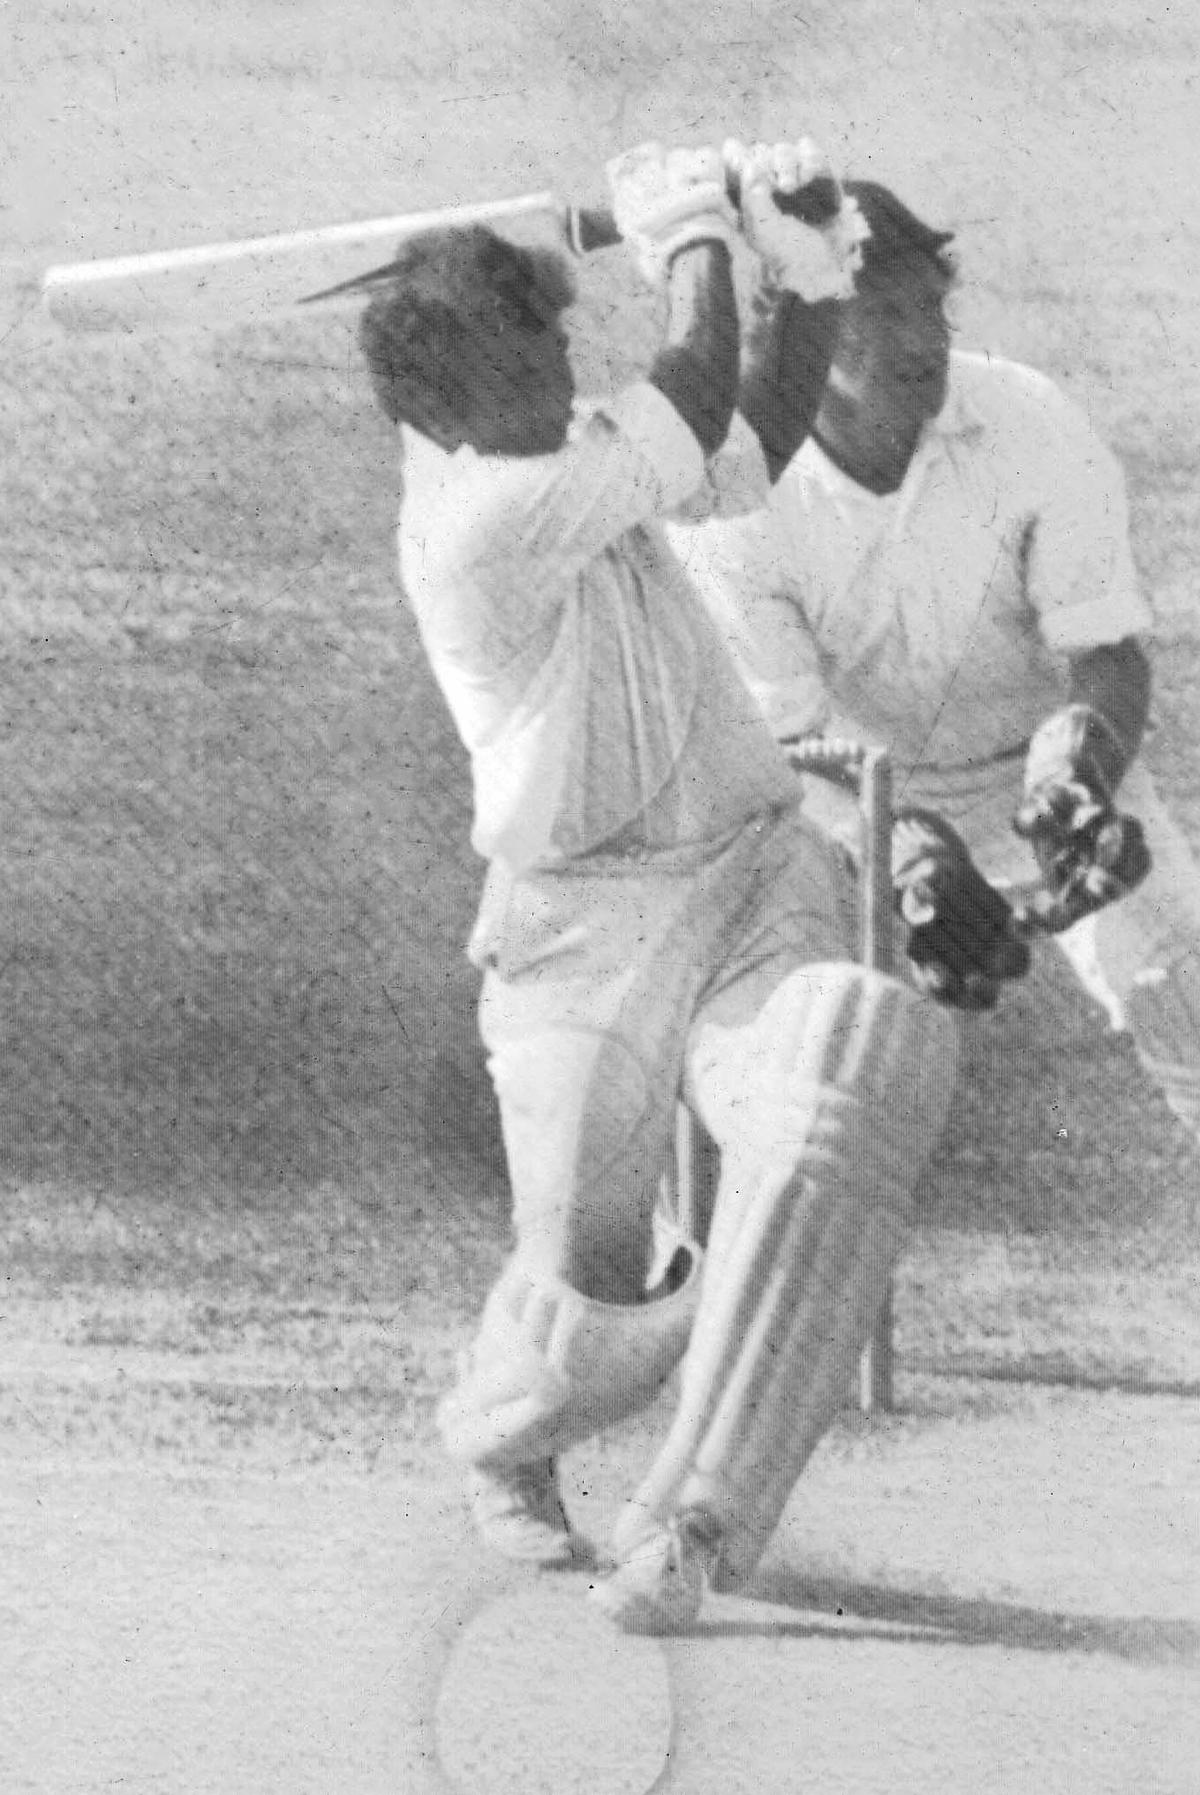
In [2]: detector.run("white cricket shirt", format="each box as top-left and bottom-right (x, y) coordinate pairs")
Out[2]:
(669, 351), (1151, 779)
(397, 384), (798, 872)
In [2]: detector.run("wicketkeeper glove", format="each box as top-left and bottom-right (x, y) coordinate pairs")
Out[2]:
(1012, 704), (1151, 933)
(723, 138), (871, 302)
(892, 809), (1032, 1010)
(606, 143), (738, 284)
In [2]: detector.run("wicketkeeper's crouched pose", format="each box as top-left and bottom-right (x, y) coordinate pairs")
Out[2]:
(666, 172), (1200, 1147)
(355, 141), (968, 1634)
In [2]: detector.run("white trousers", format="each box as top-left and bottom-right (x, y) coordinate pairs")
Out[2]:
(470, 807), (856, 1302)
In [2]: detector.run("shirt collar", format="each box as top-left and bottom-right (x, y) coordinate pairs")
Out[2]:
(798, 352), (985, 498)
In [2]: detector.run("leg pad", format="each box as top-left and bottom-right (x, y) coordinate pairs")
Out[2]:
(616, 965), (958, 1588)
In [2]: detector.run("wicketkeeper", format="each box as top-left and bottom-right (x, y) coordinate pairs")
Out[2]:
(668, 169), (1200, 1145)
(353, 139), (982, 1634)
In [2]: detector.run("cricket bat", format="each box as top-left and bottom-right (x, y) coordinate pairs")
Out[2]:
(40, 161), (844, 335)
(39, 193), (621, 335)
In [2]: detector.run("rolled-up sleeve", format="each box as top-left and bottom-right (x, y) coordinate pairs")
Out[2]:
(1026, 403), (1153, 653)
(527, 382), (708, 556)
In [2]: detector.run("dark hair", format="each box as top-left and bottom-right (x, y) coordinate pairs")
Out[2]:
(844, 180), (958, 300)
(357, 225), (576, 431)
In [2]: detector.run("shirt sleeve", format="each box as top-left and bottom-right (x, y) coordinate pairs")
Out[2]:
(599, 382), (710, 516)
(666, 502), (827, 737)
(398, 384), (709, 688)
(422, 381), (707, 592)
(1025, 400), (1153, 653)
(667, 411), (772, 525)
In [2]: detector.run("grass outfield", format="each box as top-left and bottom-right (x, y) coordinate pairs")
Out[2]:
(3, 0), (1199, 1398)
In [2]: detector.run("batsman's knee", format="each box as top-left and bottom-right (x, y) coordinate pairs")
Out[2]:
(780, 960), (959, 1118)
(697, 961), (960, 1180)
(437, 1248), (703, 1471)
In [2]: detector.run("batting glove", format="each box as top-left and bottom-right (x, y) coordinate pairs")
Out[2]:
(724, 138), (871, 302)
(606, 143), (738, 284)
(892, 809), (1032, 1010)
(1013, 704), (1151, 933)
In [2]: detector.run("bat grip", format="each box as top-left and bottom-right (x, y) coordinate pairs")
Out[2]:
(567, 206), (624, 255)
(567, 170), (842, 257)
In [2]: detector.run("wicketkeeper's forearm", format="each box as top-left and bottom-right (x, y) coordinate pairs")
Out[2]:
(1065, 636), (1152, 784)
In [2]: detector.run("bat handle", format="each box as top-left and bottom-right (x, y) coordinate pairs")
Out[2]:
(567, 168), (842, 257)
(566, 205), (623, 255)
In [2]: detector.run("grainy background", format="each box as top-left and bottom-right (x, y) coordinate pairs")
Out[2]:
(2, 4), (1199, 1789)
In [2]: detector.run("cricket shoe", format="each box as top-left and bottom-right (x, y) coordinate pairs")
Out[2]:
(468, 1457), (596, 1571)
(589, 1507), (723, 1634)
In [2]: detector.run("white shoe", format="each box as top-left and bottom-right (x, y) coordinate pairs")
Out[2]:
(468, 1458), (595, 1570)
(590, 1509), (722, 1634)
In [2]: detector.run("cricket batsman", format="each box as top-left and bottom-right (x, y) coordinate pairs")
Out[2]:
(344, 138), (1034, 1633)
(669, 165), (1200, 1140)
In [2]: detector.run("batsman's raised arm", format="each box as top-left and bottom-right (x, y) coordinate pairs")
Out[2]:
(727, 139), (871, 481)
(653, 139), (874, 745)
(606, 142), (740, 458)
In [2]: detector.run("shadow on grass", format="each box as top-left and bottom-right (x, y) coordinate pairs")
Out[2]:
(726, 1566), (1200, 1665)
(0, 634), (509, 1218)
(905, 1352), (1200, 1400)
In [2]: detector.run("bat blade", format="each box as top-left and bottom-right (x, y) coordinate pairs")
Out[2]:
(40, 192), (568, 335)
